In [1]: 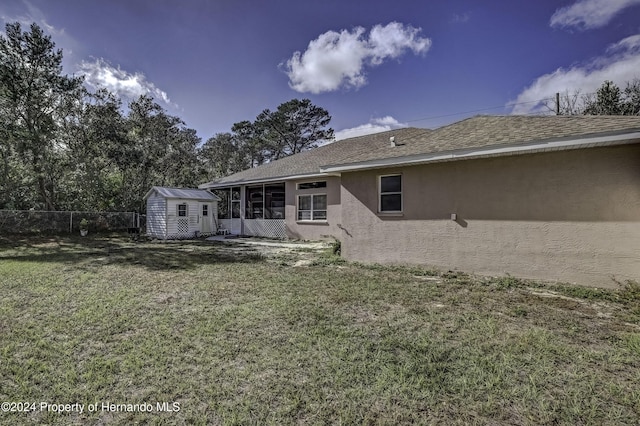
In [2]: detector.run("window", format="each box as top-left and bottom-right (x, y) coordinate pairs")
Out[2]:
(202, 204), (209, 216)
(298, 194), (327, 221)
(379, 174), (402, 212)
(177, 204), (188, 217)
(298, 181), (327, 190)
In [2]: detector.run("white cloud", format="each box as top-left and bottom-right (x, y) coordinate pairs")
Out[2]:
(550, 0), (640, 30)
(607, 34), (640, 53)
(509, 34), (640, 114)
(284, 22), (431, 94)
(1, 1), (57, 34)
(334, 116), (407, 141)
(79, 58), (174, 106)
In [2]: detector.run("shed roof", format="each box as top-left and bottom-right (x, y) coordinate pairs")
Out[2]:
(144, 186), (221, 201)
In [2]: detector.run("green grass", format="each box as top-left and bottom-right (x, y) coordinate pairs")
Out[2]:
(0, 235), (639, 425)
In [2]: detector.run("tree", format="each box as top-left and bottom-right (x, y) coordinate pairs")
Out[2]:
(0, 124), (34, 209)
(158, 126), (201, 188)
(0, 22), (83, 210)
(57, 88), (127, 211)
(231, 120), (267, 167)
(583, 80), (623, 115)
(199, 99), (334, 181)
(199, 132), (248, 180)
(550, 79), (640, 116)
(621, 79), (640, 115)
(253, 99), (334, 161)
(0, 22), (213, 212)
(102, 95), (202, 212)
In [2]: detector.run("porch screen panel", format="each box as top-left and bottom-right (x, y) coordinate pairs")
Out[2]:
(231, 187), (241, 219)
(246, 186), (263, 219)
(264, 183), (285, 219)
(215, 189), (230, 219)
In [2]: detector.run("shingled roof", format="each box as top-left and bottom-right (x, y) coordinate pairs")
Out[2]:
(200, 127), (429, 187)
(200, 115), (640, 187)
(321, 115), (640, 169)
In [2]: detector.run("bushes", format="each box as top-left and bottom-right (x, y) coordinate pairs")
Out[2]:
(330, 238), (341, 256)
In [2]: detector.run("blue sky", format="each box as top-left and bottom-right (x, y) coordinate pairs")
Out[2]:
(2, 0), (640, 141)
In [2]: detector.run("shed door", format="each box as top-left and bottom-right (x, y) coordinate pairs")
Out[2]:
(200, 203), (212, 234)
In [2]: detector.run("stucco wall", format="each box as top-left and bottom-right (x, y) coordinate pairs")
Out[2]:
(339, 144), (640, 288)
(285, 176), (342, 240)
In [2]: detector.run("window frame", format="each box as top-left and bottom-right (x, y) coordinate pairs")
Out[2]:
(378, 174), (403, 214)
(297, 193), (327, 222)
(177, 203), (188, 217)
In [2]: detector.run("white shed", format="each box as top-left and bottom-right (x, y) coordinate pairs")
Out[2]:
(144, 186), (221, 239)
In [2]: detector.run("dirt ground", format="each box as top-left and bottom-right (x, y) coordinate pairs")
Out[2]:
(206, 235), (332, 265)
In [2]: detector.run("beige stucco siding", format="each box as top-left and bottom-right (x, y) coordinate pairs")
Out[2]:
(339, 144), (640, 288)
(285, 176), (342, 240)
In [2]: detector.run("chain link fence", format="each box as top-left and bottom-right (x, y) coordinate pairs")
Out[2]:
(0, 210), (142, 235)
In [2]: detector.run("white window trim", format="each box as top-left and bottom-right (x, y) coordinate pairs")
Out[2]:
(297, 193), (327, 222)
(177, 203), (189, 217)
(378, 174), (403, 214)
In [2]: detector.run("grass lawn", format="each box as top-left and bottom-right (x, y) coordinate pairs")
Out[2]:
(0, 235), (638, 425)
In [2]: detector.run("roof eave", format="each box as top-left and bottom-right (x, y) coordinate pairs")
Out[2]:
(320, 131), (640, 173)
(199, 171), (341, 189)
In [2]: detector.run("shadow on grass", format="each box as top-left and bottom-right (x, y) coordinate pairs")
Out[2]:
(0, 235), (265, 271)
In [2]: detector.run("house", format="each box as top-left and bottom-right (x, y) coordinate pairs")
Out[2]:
(144, 186), (221, 239)
(199, 127), (429, 240)
(201, 115), (640, 287)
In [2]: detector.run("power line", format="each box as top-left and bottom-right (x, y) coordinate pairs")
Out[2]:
(405, 96), (556, 124)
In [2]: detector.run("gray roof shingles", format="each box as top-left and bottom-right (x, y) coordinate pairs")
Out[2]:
(202, 115), (640, 187)
(202, 127), (429, 186)
(325, 115), (640, 167)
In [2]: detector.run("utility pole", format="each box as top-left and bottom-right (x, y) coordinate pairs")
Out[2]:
(556, 93), (560, 115)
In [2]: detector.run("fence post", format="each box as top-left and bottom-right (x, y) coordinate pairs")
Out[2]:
(70, 212), (73, 234)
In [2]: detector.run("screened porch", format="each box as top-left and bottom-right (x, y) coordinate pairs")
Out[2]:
(214, 183), (287, 239)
